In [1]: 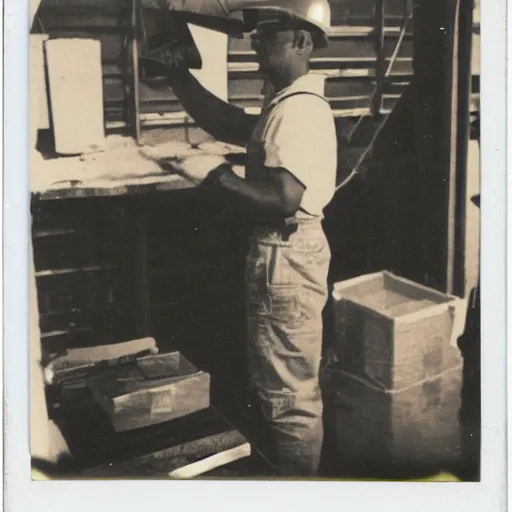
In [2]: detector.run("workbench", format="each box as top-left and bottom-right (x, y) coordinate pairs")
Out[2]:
(31, 142), (257, 465)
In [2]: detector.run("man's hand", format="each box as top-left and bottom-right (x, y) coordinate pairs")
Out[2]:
(138, 8), (201, 79)
(138, 146), (227, 184)
(169, 154), (228, 185)
(166, 154), (228, 185)
(139, 143), (202, 162)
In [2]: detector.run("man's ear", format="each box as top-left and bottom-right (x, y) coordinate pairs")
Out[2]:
(294, 30), (314, 53)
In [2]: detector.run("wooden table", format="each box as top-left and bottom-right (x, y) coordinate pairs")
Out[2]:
(31, 148), (265, 477)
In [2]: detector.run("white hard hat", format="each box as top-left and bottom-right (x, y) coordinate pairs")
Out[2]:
(228, 0), (331, 48)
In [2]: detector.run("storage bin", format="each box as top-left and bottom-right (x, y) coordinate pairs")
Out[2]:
(89, 351), (210, 432)
(332, 271), (462, 389)
(323, 362), (462, 470)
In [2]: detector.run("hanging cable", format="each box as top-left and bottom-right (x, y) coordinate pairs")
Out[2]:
(347, 0), (409, 145)
(36, 15), (45, 34)
(335, 0), (410, 193)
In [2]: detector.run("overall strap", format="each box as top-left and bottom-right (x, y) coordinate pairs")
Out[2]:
(267, 91), (330, 111)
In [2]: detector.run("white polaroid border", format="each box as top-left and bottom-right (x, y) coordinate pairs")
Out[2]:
(3, 0), (508, 510)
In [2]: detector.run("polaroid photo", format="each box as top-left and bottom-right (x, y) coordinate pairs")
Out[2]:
(3, 0), (508, 510)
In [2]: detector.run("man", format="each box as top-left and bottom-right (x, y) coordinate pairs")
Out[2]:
(150, 0), (337, 476)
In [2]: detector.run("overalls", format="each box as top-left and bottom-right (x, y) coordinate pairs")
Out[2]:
(245, 92), (331, 476)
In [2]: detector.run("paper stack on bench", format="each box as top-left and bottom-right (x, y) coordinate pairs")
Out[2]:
(32, 139), (246, 194)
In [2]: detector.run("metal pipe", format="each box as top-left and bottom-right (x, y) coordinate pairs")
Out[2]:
(130, 0), (141, 143)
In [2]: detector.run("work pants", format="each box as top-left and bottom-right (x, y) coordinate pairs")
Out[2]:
(246, 218), (330, 477)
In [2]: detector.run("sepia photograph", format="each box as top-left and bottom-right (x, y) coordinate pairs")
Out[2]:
(28, 0), (482, 483)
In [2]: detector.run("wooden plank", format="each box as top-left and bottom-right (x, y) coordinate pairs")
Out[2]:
(228, 75), (264, 97)
(229, 41), (413, 61)
(35, 264), (116, 278)
(51, 393), (249, 473)
(227, 62), (411, 75)
(41, 329), (141, 358)
(30, 35), (50, 130)
(39, 308), (124, 336)
(83, 433), (250, 478)
(45, 31), (125, 62)
(41, 327), (94, 340)
(226, 56), (413, 74)
(38, 12), (125, 31)
(38, 1), (125, 15)
(168, 442), (251, 478)
(45, 38), (105, 155)
(329, 94), (401, 112)
(32, 233), (112, 273)
(33, 228), (76, 238)
(227, 25), (413, 53)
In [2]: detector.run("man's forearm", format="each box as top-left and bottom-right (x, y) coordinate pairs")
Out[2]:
(168, 71), (256, 147)
(205, 166), (300, 218)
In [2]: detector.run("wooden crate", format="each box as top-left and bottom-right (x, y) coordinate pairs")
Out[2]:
(332, 271), (462, 389)
(323, 362), (462, 470)
(89, 352), (210, 432)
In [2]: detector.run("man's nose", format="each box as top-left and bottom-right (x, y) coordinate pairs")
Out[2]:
(250, 33), (261, 52)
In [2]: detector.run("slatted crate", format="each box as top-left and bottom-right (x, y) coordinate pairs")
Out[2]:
(332, 271), (463, 390)
(322, 362), (462, 471)
(89, 351), (211, 432)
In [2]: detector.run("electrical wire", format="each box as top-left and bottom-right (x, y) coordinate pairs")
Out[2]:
(36, 16), (46, 33)
(347, 0), (409, 144)
(335, 0), (411, 193)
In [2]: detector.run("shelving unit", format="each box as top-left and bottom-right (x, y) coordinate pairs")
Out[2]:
(36, 0), (415, 136)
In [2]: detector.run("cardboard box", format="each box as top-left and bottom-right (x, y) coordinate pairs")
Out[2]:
(332, 271), (462, 389)
(323, 363), (462, 470)
(89, 352), (210, 432)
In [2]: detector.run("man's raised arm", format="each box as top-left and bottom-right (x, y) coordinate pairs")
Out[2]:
(167, 70), (258, 148)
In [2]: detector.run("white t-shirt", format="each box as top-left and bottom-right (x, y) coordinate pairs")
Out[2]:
(247, 73), (337, 217)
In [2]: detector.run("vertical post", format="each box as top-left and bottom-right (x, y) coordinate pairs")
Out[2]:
(412, 0), (458, 292)
(446, 0), (460, 295)
(372, 0), (385, 118)
(452, 0), (474, 297)
(130, 0), (141, 143)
